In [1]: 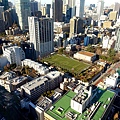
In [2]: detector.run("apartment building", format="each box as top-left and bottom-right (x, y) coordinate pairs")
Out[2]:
(21, 71), (63, 100)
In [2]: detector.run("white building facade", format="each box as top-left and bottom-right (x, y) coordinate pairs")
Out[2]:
(28, 16), (54, 58)
(105, 72), (119, 88)
(71, 87), (92, 113)
(97, 0), (104, 20)
(21, 71), (63, 100)
(74, 51), (96, 62)
(22, 59), (49, 75)
(75, 0), (85, 18)
(3, 46), (25, 66)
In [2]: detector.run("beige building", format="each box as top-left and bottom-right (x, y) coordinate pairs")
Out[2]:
(109, 11), (118, 21)
(103, 21), (112, 28)
(56, 23), (70, 34)
(41, 6), (46, 16)
(74, 51), (96, 62)
(69, 16), (83, 38)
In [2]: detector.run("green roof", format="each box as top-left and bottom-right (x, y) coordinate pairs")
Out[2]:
(78, 88), (115, 120)
(46, 89), (115, 120)
(46, 91), (80, 120)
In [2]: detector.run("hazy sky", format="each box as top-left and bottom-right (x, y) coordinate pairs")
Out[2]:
(10, 0), (119, 6)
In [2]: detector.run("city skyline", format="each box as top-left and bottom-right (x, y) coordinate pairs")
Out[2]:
(10, 0), (119, 6)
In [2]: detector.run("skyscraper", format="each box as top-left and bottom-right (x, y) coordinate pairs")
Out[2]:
(45, 4), (51, 17)
(115, 28), (120, 51)
(69, 16), (83, 38)
(0, 0), (9, 10)
(52, 0), (63, 22)
(97, 0), (104, 20)
(28, 17), (54, 58)
(15, 0), (30, 30)
(30, 0), (38, 16)
(3, 9), (12, 29)
(75, 0), (85, 18)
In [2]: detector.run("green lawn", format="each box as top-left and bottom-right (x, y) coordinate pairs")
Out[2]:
(47, 91), (80, 120)
(42, 54), (90, 74)
(78, 88), (115, 120)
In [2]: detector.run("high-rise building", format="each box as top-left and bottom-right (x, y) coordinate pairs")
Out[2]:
(2, 9), (12, 29)
(75, 0), (85, 18)
(52, 0), (63, 22)
(30, 0), (38, 16)
(15, 0), (30, 30)
(0, 0), (9, 10)
(38, 1), (41, 11)
(41, 5), (46, 16)
(115, 28), (120, 51)
(69, 0), (76, 18)
(97, 0), (104, 20)
(113, 2), (120, 16)
(28, 17), (54, 58)
(3, 46), (25, 66)
(69, 16), (83, 38)
(45, 4), (51, 17)
(0, 6), (4, 19)
(109, 11), (118, 21)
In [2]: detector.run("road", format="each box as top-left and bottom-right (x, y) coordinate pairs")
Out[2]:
(92, 61), (120, 86)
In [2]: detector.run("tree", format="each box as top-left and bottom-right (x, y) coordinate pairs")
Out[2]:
(86, 44), (96, 53)
(58, 48), (64, 54)
(108, 49), (116, 57)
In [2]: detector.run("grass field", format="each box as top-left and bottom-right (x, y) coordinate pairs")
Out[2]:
(42, 54), (90, 74)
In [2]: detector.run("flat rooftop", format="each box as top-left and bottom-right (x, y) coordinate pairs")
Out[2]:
(46, 88), (115, 120)
(21, 71), (61, 90)
(21, 76), (49, 90)
(78, 88), (115, 120)
(78, 51), (95, 57)
(37, 97), (52, 110)
(46, 91), (78, 120)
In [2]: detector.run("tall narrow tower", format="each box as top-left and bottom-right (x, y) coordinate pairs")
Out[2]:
(28, 17), (54, 58)
(15, 0), (31, 30)
(0, 0), (9, 10)
(75, 0), (85, 18)
(97, 0), (104, 20)
(52, 0), (63, 22)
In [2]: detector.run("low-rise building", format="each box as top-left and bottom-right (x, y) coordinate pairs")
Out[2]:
(0, 72), (28, 92)
(29, 97), (52, 120)
(105, 72), (120, 88)
(103, 21), (112, 28)
(71, 87), (92, 113)
(22, 59), (49, 75)
(21, 71), (63, 100)
(74, 51), (96, 62)
(45, 88), (115, 120)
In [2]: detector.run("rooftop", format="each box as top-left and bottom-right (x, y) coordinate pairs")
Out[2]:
(46, 71), (61, 80)
(11, 76), (28, 85)
(22, 59), (49, 72)
(78, 88), (115, 120)
(36, 97), (52, 111)
(21, 71), (61, 91)
(73, 92), (88, 104)
(46, 91), (78, 120)
(46, 88), (115, 120)
(78, 51), (95, 57)
(21, 77), (48, 90)
(0, 71), (16, 80)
